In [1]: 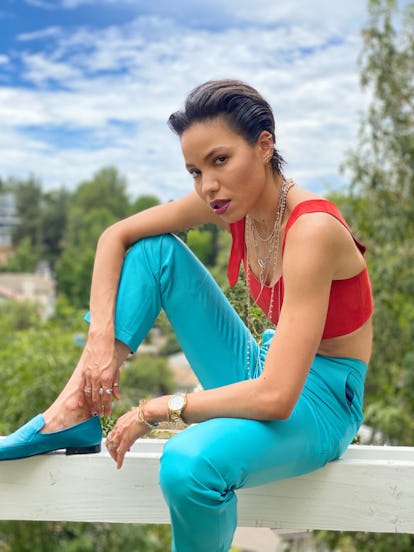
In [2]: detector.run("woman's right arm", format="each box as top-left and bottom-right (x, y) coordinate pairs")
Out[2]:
(79, 191), (222, 414)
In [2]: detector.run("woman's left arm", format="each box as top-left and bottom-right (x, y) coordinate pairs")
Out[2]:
(110, 215), (340, 468)
(254, 214), (337, 418)
(177, 214), (338, 421)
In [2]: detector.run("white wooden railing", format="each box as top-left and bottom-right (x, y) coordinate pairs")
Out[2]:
(0, 440), (413, 534)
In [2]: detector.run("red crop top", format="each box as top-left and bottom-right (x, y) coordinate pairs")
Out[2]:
(228, 199), (374, 339)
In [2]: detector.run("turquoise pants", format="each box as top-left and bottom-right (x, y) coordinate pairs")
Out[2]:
(100, 234), (367, 552)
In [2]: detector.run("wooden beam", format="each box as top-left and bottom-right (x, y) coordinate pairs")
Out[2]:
(0, 440), (413, 533)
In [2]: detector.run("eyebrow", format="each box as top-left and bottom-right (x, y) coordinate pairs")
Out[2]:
(185, 146), (227, 169)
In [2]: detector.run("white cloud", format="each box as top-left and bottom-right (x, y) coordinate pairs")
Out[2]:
(234, 0), (367, 32)
(24, 0), (370, 38)
(1, 4), (371, 199)
(20, 53), (83, 86)
(17, 26), (62, 42)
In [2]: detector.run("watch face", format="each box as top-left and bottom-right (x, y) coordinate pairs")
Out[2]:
(170, 394), (185, 410)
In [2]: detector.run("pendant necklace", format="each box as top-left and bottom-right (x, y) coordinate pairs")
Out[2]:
(244, 177), (295, 379)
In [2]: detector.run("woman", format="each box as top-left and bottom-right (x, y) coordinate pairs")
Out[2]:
(0, 80), (373, 552)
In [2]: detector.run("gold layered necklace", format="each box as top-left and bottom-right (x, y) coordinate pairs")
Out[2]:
(245, 177), (295, 378)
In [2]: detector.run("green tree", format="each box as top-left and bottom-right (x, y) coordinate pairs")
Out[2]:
(40, 188), (70, 262)
(0, 305), (173, 550)
(186, 227), (214, 265)
(341, 0), (414, 446)
(55, 167), (131, 307)
(132, 194), (161, 213)
(55, 205), (118, 309)
(3, 236), (38, 272)
(185, 222), (222, 268)
(0, 300), (41, 337)
(55, 246), (95, 309)
(4, 178), (69, 267)
(9, 175), (43, 254)
(0, 521), (171, 552)
(71, 167), (130, 220)
(208, 227), (232, 287)
(318, 0), (414, 549)
(111, 354), (176, 417)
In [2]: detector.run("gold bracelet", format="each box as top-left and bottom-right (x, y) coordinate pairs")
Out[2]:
(137, 400), (160, 430)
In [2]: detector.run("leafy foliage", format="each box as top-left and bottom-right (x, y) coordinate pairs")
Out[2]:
(316, 0), (414, 549)
(340, 0), (414, 446)
(1, 237), (38, 272)
(186, 227), (214, 265)
(0, 304), (173, 550)
(0, 521), (171, 552)
(55, 168), (131, 307)
(1, 4), (413, 547)
(132, 194), (161, 213)
(4, 177), (69, 265)
(0, 316), (83, 434)
(9, 176), (43, 253)
(70, 167), (130, 220)
(110, 354), (175, 417)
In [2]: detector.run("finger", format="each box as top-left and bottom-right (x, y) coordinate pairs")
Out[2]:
(101, 387), (114, 416)
(91, 386), (102, 415)
(82, 373), (97, 411)
(79, 369), (93, 407)
(80, 386), (92, 411)
(101, 396), (112, 417)
(78, 380), (86, 408)
(79, 355), (95, 408)
(97, 375), (114, 415)
(116, 443), (127, 470)
(105, 436), (119, 463)
(108, 444), (118, 464)
(112, 375), (121, 401)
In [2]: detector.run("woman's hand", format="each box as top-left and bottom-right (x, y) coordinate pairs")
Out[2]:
(106, 408), (150, 469)
(78, 330), (121, 417)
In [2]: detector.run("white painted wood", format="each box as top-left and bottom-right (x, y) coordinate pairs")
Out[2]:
(0, 440), (413, 533)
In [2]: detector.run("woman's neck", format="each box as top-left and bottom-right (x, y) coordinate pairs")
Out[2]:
(248, 173), (284, 236)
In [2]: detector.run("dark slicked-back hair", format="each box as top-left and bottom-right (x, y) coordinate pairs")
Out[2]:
(168, 79), (285, 174)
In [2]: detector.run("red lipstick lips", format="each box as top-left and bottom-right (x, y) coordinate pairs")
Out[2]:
(210, 199), (231, 215)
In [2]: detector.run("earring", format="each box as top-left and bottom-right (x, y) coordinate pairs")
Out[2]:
(265, 143), (275, 164)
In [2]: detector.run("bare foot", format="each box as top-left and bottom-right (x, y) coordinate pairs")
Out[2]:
(41, 393), (92, 433)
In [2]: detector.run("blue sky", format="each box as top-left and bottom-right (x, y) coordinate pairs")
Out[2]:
(0, 0), (409, 201)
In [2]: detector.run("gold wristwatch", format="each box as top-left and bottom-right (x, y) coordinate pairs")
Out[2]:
(168, 393), (188, 425)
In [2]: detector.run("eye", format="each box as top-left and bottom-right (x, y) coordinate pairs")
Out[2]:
(214, 155), (227, 166)
(188, 168), (201, 179)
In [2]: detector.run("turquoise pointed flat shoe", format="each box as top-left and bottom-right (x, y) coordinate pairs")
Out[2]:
(0, 414), (102, 460)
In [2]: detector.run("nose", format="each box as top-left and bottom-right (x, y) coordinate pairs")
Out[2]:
(200, 173), (220, 197)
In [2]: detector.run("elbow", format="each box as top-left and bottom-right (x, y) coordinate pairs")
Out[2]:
(99, 223), (117, 243)
(276, 405), (294, 421)
(98, 222), (127, 249)
(97, 225), (112, 248)
(257, 386), (296, 421)
(265, 402), (294, 421)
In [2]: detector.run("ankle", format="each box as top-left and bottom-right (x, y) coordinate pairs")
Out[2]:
(43, 398), (90, 431)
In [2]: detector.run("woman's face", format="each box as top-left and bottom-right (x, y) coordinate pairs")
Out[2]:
(180, 117), (272, 223)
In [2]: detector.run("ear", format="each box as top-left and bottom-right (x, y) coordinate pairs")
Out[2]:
(256, 131), (274, 161)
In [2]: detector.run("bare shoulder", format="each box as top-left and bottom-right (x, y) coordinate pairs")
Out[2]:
(285, 209), (345, 250)
(283, 207), (362, 281)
